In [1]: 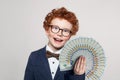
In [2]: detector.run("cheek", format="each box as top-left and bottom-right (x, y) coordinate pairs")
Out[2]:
(63, 36), (71, 42)
(49, 33), (55, 38)
(46, 30), (54, 38)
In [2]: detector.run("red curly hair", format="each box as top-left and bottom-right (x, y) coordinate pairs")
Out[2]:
(43, 7), (79, 35)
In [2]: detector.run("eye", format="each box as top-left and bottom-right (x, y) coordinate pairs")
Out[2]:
(63, 29), (70, 33)
(52, 25), (59, 30)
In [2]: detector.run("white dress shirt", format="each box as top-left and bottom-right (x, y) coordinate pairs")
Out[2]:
(46, 45), (62, 80)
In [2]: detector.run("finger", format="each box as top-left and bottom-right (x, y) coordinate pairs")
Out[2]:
(77, 56), (81, 69)
(74, 56), (81, 72)
(81, 56), (86, 71)
(79, 56), (84, 70)
(80, 56), (86, 73)
(74, 56), (86, 75)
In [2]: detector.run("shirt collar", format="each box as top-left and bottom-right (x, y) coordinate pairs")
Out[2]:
(46, 45), (62, 54)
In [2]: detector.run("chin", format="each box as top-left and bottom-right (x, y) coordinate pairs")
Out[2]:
(54, 45), (64, 50)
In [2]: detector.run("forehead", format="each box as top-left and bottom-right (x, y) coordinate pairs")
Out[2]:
(50, 18), (72, 29)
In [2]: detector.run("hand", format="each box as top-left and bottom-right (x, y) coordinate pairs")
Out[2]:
(73, 56), (86, 75)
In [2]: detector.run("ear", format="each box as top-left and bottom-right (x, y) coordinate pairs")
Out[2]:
(68, 36), (71, 40)
(67, 35), (72, 40)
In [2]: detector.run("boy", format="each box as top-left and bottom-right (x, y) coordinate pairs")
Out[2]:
(24, 7), (86, 80)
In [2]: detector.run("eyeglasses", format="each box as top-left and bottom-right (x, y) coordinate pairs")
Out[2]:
(49, 25), (72, 37)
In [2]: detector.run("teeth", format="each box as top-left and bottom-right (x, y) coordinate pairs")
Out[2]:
(56, 38), (61, 40)
(54, 38), (63, 42)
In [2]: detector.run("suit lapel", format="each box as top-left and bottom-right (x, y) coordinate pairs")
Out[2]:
(39, 47), (52, 80)
(54, 66), (64, 80)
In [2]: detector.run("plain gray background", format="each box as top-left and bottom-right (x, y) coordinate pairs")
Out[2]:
(0, 0), (120, 80)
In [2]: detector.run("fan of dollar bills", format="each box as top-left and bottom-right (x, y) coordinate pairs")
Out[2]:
(59, 37), (106, 80)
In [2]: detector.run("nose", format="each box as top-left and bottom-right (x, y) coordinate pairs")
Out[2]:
(57, 29), (62, 36)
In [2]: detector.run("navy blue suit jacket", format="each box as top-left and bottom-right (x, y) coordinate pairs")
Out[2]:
(24, 47), (85, 80)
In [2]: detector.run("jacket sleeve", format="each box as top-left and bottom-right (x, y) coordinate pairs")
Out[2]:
(24, 53), (35, 80)
(64, 70), (85, 80)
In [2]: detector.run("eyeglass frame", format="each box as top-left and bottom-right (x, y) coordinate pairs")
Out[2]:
(49, 24), (72, 37)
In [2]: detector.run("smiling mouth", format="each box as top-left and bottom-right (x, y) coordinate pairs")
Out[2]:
(54, 38), (63, 42)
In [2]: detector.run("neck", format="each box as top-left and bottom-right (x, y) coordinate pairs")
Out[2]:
(48, 44), (62, 52)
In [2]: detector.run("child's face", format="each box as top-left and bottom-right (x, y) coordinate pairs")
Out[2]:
(46, 18), (72, 51)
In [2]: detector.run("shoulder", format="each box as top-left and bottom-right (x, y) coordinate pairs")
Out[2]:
(29, 46), (46, 61)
